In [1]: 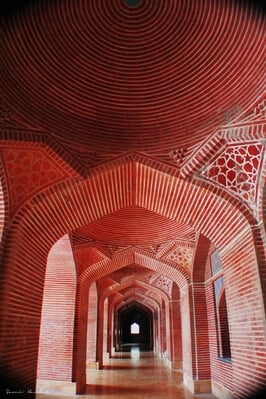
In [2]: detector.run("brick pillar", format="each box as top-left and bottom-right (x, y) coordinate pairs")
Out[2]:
(113, 309), (119, 352)
(96, 297), (107, 368)
(164, 301), (172, 366)
(182, 282), (212, 394)
(169, 299), (182, 369)
(103, 299), (109, 361)
(0, 231), (49, 398)
(160, 302), (167, 357)
(192, 283), (211, 390)
(153, 309), (159, 353)
(72, 282), (88, 394)
(181, 284), (196, 383)
(86, 282), (98, 368)
(107, 301), (113, 356)
(37, 235), (76, 394)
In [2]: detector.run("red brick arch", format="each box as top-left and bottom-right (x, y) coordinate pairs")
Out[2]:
(79, 249), (189, 288)
(115, 295), (158, 313)
(11, 156), (255, 251)
(73, 250), (188, 391)
(101, 277), (171, 305)
(110, 295), (160, 355)
(97, 278), (172, 367)
(0, 156), (262, 395)
(103, 279), (166, 352)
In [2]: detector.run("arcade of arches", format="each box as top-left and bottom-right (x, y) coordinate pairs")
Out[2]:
(0, 1), (266, 399)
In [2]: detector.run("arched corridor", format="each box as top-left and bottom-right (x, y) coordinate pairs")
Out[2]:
(1, 1), (266, 399)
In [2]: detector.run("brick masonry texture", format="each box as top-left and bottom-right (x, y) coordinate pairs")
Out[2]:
(0, 2), (266, 398)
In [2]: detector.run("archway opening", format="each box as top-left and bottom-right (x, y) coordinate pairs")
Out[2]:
(218, 290), (231, 360)
(118, 304), (153, 352)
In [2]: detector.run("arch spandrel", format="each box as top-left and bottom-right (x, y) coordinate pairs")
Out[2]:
(9, 158), (254, 254)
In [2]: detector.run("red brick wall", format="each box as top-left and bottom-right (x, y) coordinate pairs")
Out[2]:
(221, 228), (266, 398)
(0, 177), (4, 244)
(252, 223), (266, 307)
(37, 235), (76, 381)
(0, 224), (50, 394)
(206, 279), (233, 392)
(0, 154), (9, 263)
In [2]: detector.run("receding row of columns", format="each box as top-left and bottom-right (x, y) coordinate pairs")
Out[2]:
(37, 238), (216, 396)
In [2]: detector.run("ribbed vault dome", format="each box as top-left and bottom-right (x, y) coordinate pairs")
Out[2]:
(2, 0), (265, 153)
(74, 207), (196, 245)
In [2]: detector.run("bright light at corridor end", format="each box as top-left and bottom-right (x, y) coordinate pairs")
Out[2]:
(131, 346), (140, 360)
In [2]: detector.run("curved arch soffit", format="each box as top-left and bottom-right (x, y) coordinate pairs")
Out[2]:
(116, 296), (158, 315)
(80, 249), (189, 290)
(108, 292), (161, 314)
(8, 157), (257, 269)
(117, 300), (155, 319)
(100, 277), (170, 308)
(110, 291), (159, 315)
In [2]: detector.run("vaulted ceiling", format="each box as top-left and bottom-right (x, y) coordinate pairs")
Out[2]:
(1, 0), (265, 311)
(2, 0), (265, 166)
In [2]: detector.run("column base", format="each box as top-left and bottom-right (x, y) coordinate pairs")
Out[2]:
(86, 361), (99, 369)
(36, 379), (76, 395)
(163, 359), (183, 369)
(171, 360), (182, 369)
(212, 380), (234, 399)
(183, 374), (211, 394)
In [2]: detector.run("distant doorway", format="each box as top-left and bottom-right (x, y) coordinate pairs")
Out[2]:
(118, 305), (153, 351)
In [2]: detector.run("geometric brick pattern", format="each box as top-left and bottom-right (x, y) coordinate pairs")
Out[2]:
(73, 247), (105, 277)
(203, 143), (264, 208)
(2, 147), (68, 215)
(153, 276), (173, 297)
(165, 245), (194, 273)
(211, 250), (223, 276)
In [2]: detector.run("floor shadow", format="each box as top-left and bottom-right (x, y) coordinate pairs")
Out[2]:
(103, 364), (155, 370)
(85, 383), (178, 395)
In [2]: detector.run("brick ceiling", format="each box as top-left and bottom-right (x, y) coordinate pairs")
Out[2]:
(74, 207), (196, 245)
(1, 0), (265, 310)
(2, 0), (265, 159)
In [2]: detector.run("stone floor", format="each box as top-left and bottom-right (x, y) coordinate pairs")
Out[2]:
(37, 348), (217, 399)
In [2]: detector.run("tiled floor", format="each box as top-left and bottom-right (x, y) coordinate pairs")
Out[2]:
(37, 348), (217, 399)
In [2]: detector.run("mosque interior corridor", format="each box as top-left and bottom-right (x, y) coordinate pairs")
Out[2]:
(1, 1), (266, 399)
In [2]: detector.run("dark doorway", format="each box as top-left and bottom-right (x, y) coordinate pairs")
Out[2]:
(118, 304), (153, 351)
